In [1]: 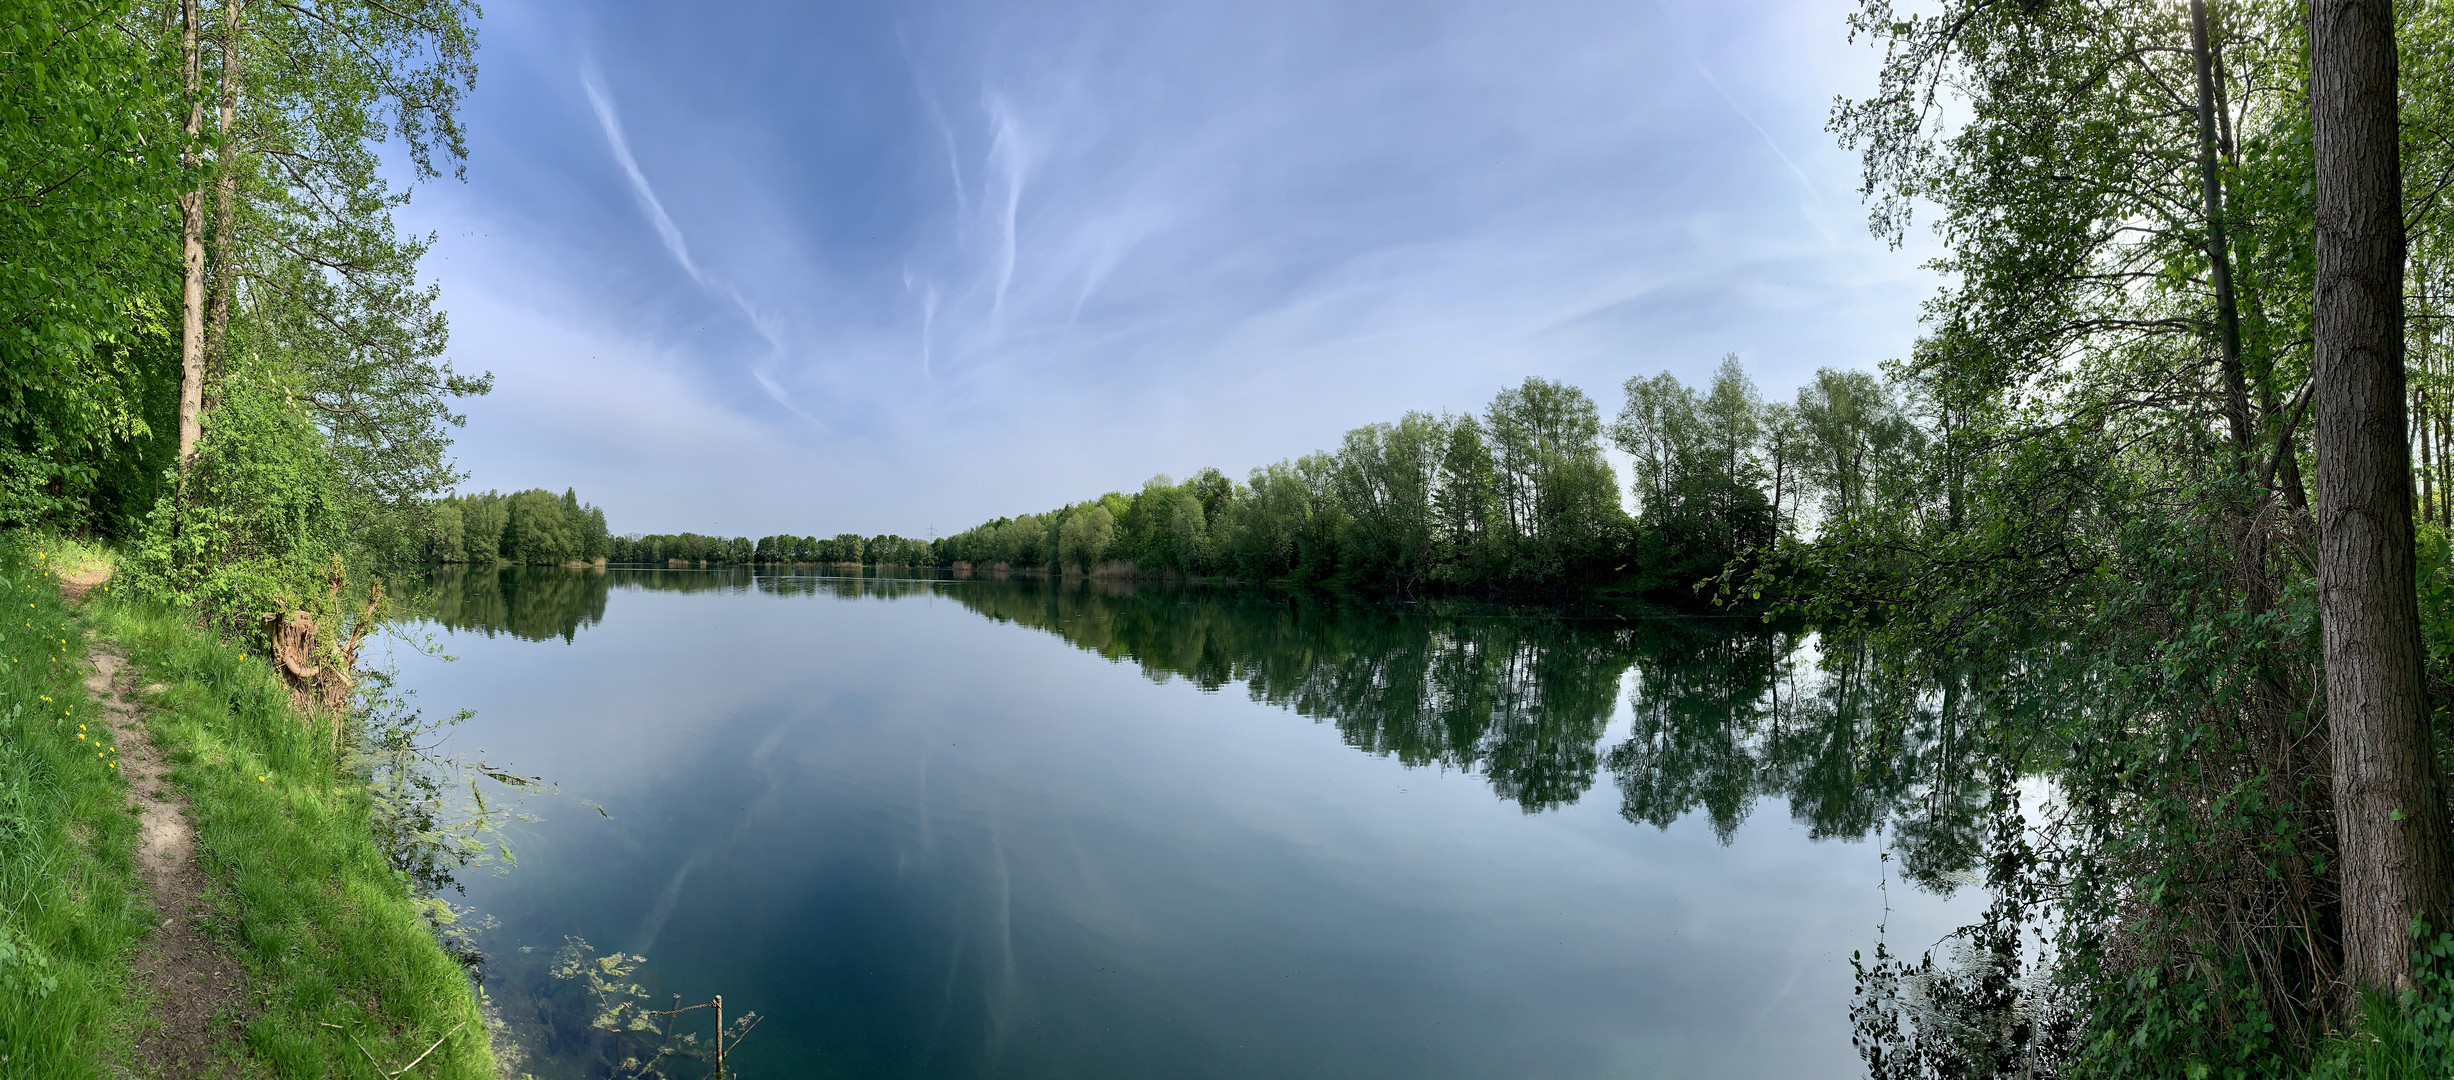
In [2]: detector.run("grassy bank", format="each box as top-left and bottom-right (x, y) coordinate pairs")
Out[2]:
(0, 540), (147, 1074)
(0, 534), (493, 1078)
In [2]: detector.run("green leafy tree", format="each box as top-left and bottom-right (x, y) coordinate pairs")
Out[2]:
(189, 0), (490, 543)
(1485, 376), (1623, 582)
(1331, 412), (1447, 590)
(0, 1), (181, 530)
(1808, 0), (2454, 1069)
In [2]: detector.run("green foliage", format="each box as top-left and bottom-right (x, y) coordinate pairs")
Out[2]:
(922, 365), (1908, 605)
(123, 365), (352, 641)
(1, 0), (502, 1071)
(215, 0), (490, 539)
(2303, 924), (2454, 1079)
(0, 0), (181, 531)
(428, 488), (608, 564)
(679, 379), (1600, 596)
(2414, 523), (2454, 669)
(0, 0), (490, 548)
(937, 377), (1650, 597)
(1056, 503), (1116, 569)
(1802, 0), (2454, 1075)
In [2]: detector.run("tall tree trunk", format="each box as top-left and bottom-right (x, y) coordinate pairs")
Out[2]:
(2436, 339), (2452, 529)
(2194, 0), (2255, 472)
(2440, 397), (2453, 528)
(205, 0), (243, 385)
(2424, 348), (2441, 527)
(2418, 380), (2435, 523)
(177, 0), (206, 465)
(2311, 0), (2454, 997)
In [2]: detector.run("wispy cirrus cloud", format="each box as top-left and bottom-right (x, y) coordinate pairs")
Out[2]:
(579, 59), (812, 424)
(580, 63), (706, 287)
(409, 0), (1938, 536)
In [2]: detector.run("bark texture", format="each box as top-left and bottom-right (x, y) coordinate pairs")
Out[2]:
(2312, 0), (2454, 996)
(177, 0), (206, 464)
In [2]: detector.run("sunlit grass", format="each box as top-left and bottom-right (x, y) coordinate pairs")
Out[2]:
(0, 529), (491, 1077)
(0, 533), (145, 1077)
(81, 589), (494, 1078)
(28, 533), (117, 585)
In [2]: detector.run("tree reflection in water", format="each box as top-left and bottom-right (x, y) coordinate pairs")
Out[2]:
(400, 564), (1991, 884)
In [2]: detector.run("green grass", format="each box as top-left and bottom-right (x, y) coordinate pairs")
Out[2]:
(0, 536), (148, 1076)
(0, 532), (494, 1078)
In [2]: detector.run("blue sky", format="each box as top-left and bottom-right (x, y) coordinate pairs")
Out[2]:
(402, 0), (1941, 538)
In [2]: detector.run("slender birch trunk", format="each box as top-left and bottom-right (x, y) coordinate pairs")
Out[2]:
(177, 0), (206, 464)
(2440, 395), (2453, 529)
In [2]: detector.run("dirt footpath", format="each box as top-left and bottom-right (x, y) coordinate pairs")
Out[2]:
(67, 571), (251, 1078)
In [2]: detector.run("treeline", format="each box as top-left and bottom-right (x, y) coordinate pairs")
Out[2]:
(594, 359), (1905, 603)
(936, 357), (1911, 601)
(597, 359), (1911, 602)
(605, 532), (934, 566)
(422, 489), (610, 565)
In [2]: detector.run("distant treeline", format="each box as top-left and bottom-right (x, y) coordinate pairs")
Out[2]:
(563, 362), (1912, 604)
(423, 489), (611, 564)
(609, 532), (935, 566)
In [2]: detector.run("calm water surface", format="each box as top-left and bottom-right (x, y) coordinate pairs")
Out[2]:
(383, 566), (1977, 1079)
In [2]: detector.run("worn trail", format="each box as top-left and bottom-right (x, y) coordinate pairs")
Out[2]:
(65, 572), (248, 1078)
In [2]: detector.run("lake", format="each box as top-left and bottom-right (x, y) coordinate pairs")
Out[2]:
(380, 565), (1980, 1079)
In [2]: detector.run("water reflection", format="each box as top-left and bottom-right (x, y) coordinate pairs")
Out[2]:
(391, 564), (1988, 1079)
(400, 565), (1988, 877)
(395, 565), (955, 637)
(941, 577), (1990, 885)
(397, 564), (611, 642)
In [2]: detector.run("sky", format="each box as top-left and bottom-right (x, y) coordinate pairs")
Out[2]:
(401, 0), (1944, 539)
